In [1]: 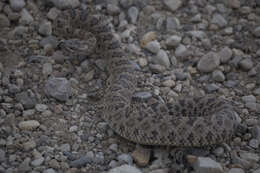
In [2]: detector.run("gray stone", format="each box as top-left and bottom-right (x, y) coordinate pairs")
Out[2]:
(197, 52), (220, 73)
(170, 56), (178, 66)
(31, 157), (44, 167)
(0, 149), (5, 162)
(163, 0), (182, 12)
(128, 6), (139, 23)
(242, 95), (256, 103)
(18, 158), (31, 172)
(134, 92), (152, 101)
(70, 156), (92, 168)
(0, 14), (10, 27)
(188, 31), (207, 40)
(19, 9), (34, 24)
(175, 44), (189, 57)
(239, 58), (253, 71)
(193, 157), (223, 173)
(145, 41), (161, 54)
(107, 4), (120, 15)
(166, 35), (182, 48)
(211, 13), (227, 28)
(16, 91), (36, 109)
(153, 50), (170, 68)
(218, 47), (233, 63)
(108, 165), (143, 173)
(10, 0), (25, 11)
(205, 84), (219, 92)
(252, 168), (260, 173)
(212, 70), (225, 82)
(44, 77), (72, 101)
(166, 17), (180, 31)
(39, 20), (52, 36)
(43, 168), (56, 173)
(50, 0), (80, 9)
(253, 88), (260, 95)
(213, 147), (224, 157)
(249, 139), (259, 149)
(253, 26), (260, 37)
(239, 151), (260, 162)
(117, 154), (133, 165)
(229, 168), (244, 173)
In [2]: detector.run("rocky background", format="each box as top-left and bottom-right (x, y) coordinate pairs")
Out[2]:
(0, 0), (260, 173)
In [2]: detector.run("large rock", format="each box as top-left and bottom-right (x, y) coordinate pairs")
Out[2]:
(197, 52), (220, 73)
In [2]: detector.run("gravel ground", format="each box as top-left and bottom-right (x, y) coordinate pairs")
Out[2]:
(1, 0), (260, 173)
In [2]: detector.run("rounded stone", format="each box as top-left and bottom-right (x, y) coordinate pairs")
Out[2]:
(197, 52), (220, 73)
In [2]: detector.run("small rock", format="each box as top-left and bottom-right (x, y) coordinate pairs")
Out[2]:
(108, 165), (142, 173)
(197, 52), (220, 73)
(31, 157), (44, 167)
(145, 40), (161, 54)
(218, 47), (233, 63)
(59, 143), (70, 152)
(211, 13), (227, 28)
(19, 9), (34, 24)
(18, 158), (31, 172)
(228, 0), (240, 8)
(212, 70), (225, 82)
(149, 64), (166, 73)
(241, 95), (256, 103)
(0, 149), (5, 162)
(0, 14), (10, 27)
(252, 168), (260, 173)
(43, 168), (56, 173)
(35, 104), (48, 112)
(117, 154), (133, 165)
(239, 151), (260, 163)
(18, 120), (40, 130)
(229, 168), (244, 173)
(213, 147), (224, 157)
(10, 0), (25, 11)
(128, 6), (139, 23)
(193, 157), (223, 173)
(50, 0), (80, 10)
(140, 31), (157, 47)
(166, 35), (182, 48)
(249, 139), (259, 149)
(163, 0), (182, 12)
(153, 50), (170, 68)
(23, 140), (36, 151)
(16, 91), (36, 109)
(253, 26), (260, 37)
(134, 92), (153, 102)
(175, 44), (189, 58)
(107, 4), (120, 15)
(187, 155), (197, 165)
(166, 17), (180, 31)
(132, 146), (151, 167)
(47, 7), (61, 20)
(48, 159), (60, 169)
(70, 156), (91, 168)
(188, 31), (207, 40)
(43, 63), (53, 75)
(44, 77), (72, 102)
(239, 59), (253, 71)
(39, 20), (52, 36)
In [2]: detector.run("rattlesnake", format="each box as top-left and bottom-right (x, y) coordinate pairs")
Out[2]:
(53, 8), (238, 147)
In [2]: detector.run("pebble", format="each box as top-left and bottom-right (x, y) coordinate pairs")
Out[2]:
(0, 14), (11, 27)
(228, 0), (240, 9)
(163, 0), (182, 12)
(43, 168), (56, 173)
(18, 120), (40, 130)
(239, 151), (260, 163)
(107, 4), (120, 15)
(197, 52), (220, 73)
(31, 157), (45, 167)
(213, 147), (224, 157)
(140, 31), (157, 47)
(70, 156), (92, 168)
(175, 44), (189, 57)
(134, 92), (153, 101)
(165, 35), (182, 48)
(35, 104), (48, 112)
(128, 6), (139, 23)
(149, 64), (166, 73)
(19, 9), (34, 24)
(212, 70), (225, 82)
(229, 168), (245, 173)
(218, 47), (233, 63)
(108, 165), (142, 173)
(239, 58), (253, 71)
(166, 17), (180, 31)
(50, 0), (80, 9)
(43, 63), (53, 75)
(145, 40), (161, 54)
(249, 139), (259, 149)
(211, 13), (228, 28)
(38, 20), (52, 36)
(0, 149), (5, 162)
(193, 157), (223, 173)
(253, 168), (260, 173)
(188, 30), (207, 40)
(242, 95), (256, 103)
(132, 146), (151, 167)
(9, 0), (25, 11)
(153, 50), (170, 68)
(117, 154), (133, 165)
(47, 7), (60, 20)
(23, 140), (36, 151)
(44, 77), (72, 102)
(253, 26), (260, 37)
